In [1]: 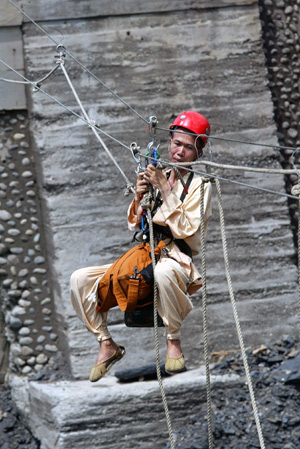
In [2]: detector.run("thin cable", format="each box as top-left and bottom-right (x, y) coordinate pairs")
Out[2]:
(8, 0), (300, 154)
(0, 63), (59, 88)
(0, 58), (131, 152)
(8, 0), (149, 125)
(175, 160), (299, 176)
(57, 56), (134, 190)
(158, 125), (300, 153)
(143, 154), (300, 201)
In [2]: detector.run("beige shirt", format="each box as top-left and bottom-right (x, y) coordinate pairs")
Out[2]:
(127, 171), (212, 294)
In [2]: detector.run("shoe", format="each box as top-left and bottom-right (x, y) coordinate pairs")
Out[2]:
(165, 353), (186, 375)
(89, 345), (126, 382)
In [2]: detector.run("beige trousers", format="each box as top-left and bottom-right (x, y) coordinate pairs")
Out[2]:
(70, 257), (193, 342)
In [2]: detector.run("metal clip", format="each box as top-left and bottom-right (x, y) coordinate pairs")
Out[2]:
(130, 142), (145, 173)
(55, 44), (66, 66)
(129, 266), (140, 280)
(146, 116), (160, 166)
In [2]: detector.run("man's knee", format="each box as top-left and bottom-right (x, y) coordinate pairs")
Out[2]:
(70, 268), (88, 289)
(154, 259), (176, 281)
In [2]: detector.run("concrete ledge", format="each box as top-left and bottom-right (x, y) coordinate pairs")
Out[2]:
(8, 368), (243, 449)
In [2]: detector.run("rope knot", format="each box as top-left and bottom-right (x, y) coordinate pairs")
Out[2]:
(202, 175), (214, 184)
(291, 183), (300, 197)
(124, 183), (135, 196)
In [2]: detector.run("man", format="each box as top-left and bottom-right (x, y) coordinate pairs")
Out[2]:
(70, 111), (212, 382)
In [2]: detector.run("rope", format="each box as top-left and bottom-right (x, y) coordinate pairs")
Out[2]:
(200, 178), (214, 449)
(0, 58), (131, 151)
(172, 160), (300, 176)
(57, 55), (134, 194)
(146, 206), (175, 449)
(141, 154), (300, 201)
(0, 63), (59, 89)
(215, 179), (266, 449)
(7, 0), (149, 125)
(157, 125), (300, 153)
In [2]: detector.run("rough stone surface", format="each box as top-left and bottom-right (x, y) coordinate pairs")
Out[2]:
(21, 1), (298, 379)
(9, 367), (243, 449)
(259, 0), (300, 246)
(1, 0), (300, 448)
(0, 111), (69, 377)
(6, 338), (300, 449)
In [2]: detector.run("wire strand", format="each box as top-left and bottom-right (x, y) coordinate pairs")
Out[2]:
(158, 125), (300, 153)
(7, 0), (149, 125)
(0, 58), (132, 152)
(143, 154), (300, 201)
(2, 59), (300, 203)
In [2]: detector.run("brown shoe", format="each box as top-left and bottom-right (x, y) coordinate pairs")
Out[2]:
(165, 353), (186, 375)
(89, 345), (126, 382)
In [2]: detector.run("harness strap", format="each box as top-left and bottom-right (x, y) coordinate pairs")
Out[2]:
(152, 171), (194, 258)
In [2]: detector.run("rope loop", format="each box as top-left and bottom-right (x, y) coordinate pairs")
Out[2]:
(291, 183), (300, 197)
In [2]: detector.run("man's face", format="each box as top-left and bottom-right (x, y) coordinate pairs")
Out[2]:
(169, 131), (200, 164)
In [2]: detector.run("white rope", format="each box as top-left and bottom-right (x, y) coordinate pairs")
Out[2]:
(173, 160), (299, 176)
(57, 55), (134, 193)
(215, 178), (266, 449)
(200, 178), (214, 449)
(143, 154), (300, 201)
(7, 0), (149, 125)
(0, 63), (59, 88)
(145, 204), (175, 449)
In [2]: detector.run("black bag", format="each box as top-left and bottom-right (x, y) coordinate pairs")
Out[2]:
(124, 303), (164, 327)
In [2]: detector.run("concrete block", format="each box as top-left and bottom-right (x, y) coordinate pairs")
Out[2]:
(9, 368), (243, 449)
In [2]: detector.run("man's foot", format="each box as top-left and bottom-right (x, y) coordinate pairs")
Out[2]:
(89, 339), (126, 382)
(165, 339), (186, 375)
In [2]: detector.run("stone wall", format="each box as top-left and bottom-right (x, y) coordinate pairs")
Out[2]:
(0, 0), (298, 381)
(17, 0), (298, 381)
(259, 0), (300, 247)
(0, 110), (69, 378)
(1, 1), (300, 448)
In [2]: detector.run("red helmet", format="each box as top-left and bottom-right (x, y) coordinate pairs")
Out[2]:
(169, 111), (210, 146)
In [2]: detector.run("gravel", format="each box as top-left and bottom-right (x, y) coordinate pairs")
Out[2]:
(166, 336), (300, 449)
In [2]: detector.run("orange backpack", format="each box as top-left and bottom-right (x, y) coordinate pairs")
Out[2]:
(97, 241), (165, 313)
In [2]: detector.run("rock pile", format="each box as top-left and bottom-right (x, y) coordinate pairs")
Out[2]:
(1, 337), (299, 449)
(0, 111), (61, 377)
(0, 385), (39, 449)
(168, 336), (300, 449)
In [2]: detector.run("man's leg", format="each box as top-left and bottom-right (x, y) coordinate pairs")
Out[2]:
(70, 266), (125, 381)
(154, 258), (193, 373)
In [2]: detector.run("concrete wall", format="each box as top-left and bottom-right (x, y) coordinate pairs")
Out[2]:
(0, 0), (298, 380)
(0, 2), (26, 109)
(1, 1), (299, 448)
(16, 0), (298, 379)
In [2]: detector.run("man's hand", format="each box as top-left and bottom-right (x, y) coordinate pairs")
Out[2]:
(143, 165), (168, 191)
